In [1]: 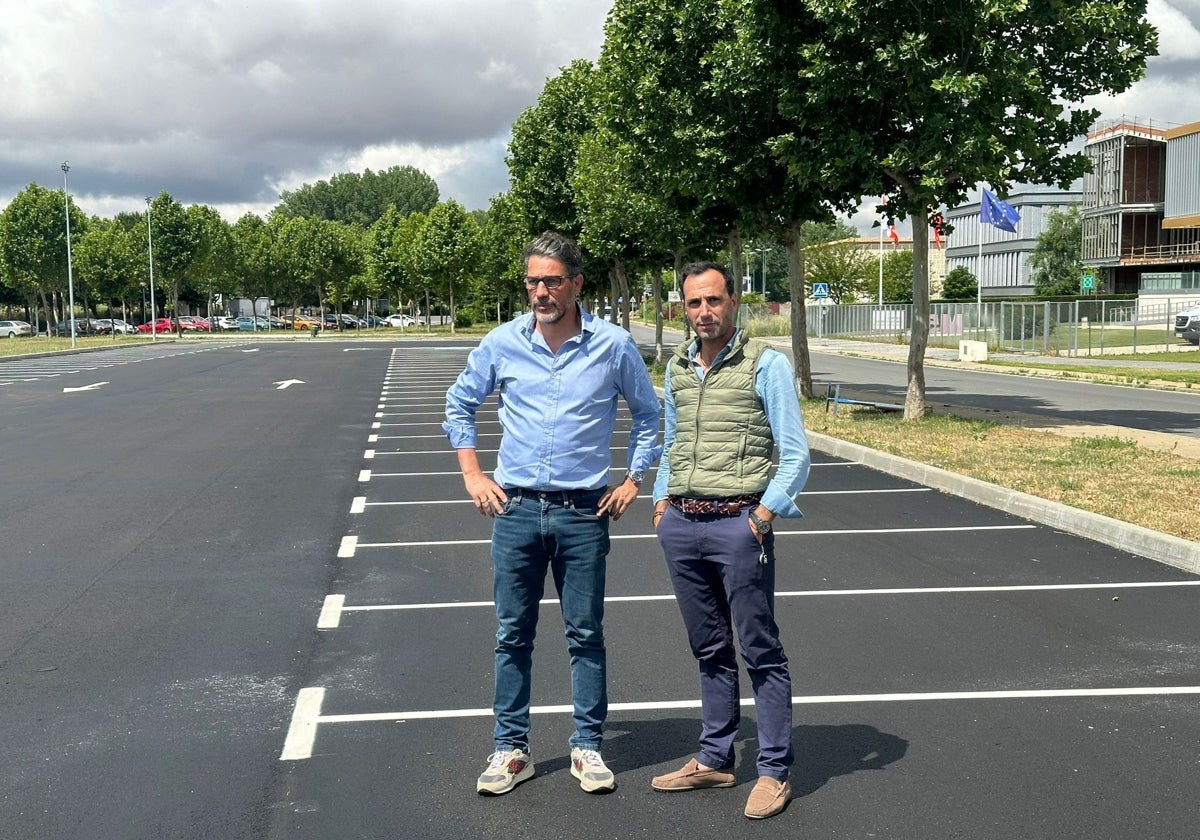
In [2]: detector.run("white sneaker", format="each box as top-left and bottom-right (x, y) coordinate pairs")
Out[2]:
(476, 748), (535, 795)
(570, 747), (616, 793)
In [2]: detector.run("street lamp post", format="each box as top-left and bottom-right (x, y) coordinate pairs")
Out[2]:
(140, 282), (147, 324)
(146, 197), (157, 340)
(758, 246), (769, 297)
(61, 162), (77, 348)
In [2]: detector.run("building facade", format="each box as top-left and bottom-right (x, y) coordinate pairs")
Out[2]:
(944, 189), (1081, 298)
(1081, 118), (1200, 302)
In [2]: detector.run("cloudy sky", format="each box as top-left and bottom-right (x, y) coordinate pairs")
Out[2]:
(2, 0), (1198, 233)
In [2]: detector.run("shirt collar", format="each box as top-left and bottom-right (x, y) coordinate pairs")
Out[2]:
(687, 327), (741, 367)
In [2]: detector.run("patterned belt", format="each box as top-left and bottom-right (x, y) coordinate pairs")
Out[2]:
(667, 494), (762, 516)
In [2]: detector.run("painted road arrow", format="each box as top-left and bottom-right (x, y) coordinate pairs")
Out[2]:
(274, 379), (305, 390)
(63, 382), (109, 393)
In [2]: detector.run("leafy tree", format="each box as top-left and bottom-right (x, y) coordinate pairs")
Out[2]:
(231, 213), (275, 311)
(769, 0), (1157, 416)
(186, 204), (238, 316)
(940, 266), (978, 302)
(414, 200), (479, 334)
(507, 59), (598, 241)
(474, 192), (529, 323)
(73, 218), (141, 323)
(273, 216), (363, 318)
(274, 166), (439, 227)
(1031, 207), (1084, 296)
(147, 192), (201, 331)
(0, 182), (87, 327)
(881, 251), (914, 304)
(803, 238), (872, 304)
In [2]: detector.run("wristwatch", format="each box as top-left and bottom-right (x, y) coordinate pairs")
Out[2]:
(748, 510), (772, 535)
(625, 470), (644, 487)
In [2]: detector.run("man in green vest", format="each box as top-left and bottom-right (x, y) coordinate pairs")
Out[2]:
(649, 262), (811, 820)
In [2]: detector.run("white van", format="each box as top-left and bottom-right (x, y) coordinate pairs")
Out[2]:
(1175, 304), (1200, 345)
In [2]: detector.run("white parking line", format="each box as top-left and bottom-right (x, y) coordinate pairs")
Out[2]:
(279, 684), (1200, 759)
(316, 580), (1200, 627)
(338, 524), (1038, 556)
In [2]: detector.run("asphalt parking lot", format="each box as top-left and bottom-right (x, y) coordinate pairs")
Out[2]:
(274, 340), (1200, 840)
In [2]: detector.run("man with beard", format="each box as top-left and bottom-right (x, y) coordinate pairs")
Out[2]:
(444, 230), (660, 796)
(649, 261), (810, 820)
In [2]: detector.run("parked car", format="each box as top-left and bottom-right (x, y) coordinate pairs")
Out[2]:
(264, 315), (289, 330)
(0, 319), (33, 338)
(283, 314), (319, 330)
(209, 315), (239, 331)
(137, 317), (175, 334)
(384, 314), (416, 327)
(95, 318), (138, 335)
(1175, 304), (1200, 345)
(174, 315), (210, 332)
(361, 314), (386, 327)
(51, 318), (102, 337)
(236, 316), (263, 331)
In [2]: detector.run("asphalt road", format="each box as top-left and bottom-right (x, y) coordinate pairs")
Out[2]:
(2, 338), (1198, 840)
(631, 322), (1200, 440)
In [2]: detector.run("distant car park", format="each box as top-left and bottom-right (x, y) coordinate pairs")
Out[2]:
(384, 314), (416, 327)
(1, 320), (33, 338)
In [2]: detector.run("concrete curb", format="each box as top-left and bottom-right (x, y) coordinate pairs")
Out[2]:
(806, 430), (1200, 576)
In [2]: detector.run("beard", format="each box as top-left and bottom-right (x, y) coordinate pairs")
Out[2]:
(532, 296), (567, 325)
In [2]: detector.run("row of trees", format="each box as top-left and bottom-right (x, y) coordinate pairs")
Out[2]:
(2, 2), (1152, 416)
(501, 0), (1156, 416)
(0, 166), (531, 333)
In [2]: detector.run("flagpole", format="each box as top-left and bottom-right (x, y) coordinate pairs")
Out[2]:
(878, 196), (886, 306)
(977, 212), (984, 339)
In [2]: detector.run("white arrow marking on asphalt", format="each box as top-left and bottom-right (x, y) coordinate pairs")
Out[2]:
(63, 381), (109, 393)
(274, 379), (305, 390)
(242, 348), (259, 353)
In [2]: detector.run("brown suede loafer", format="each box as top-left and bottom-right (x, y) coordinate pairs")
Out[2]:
(651, 758), (736, 791)
(743, 776), (791, 819)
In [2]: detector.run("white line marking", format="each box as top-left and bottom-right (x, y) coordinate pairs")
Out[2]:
(364, 449), (375, 459)
(329, 580), (1200, 616)
(350, 497), (366, 514)
(354, 488), (931, 509)
(358, 470), (371, 483)
(318, 594), (346, 628)
(372, 422), (381, 429)
(337, 536), (358, 558)
(291, 685), (1200, 737)
(351, 524), (1038, 550)
(279, 687), (326, 760)
(367, 434), (378, 443)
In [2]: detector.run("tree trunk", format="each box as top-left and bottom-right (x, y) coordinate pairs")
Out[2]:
(782, 222), (814, 398)
(728, 227), (744, 293)
(905, 216), (931, 419)
(674, 249), (690, 343)
(651, 264), (664, 364)
(613, 259), (630, 330)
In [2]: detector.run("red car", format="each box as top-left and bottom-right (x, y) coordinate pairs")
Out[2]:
(137, 317), (174, 334)
(176, 315), (211, 331)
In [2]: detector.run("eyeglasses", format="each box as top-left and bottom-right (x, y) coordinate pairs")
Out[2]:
(524, 275), (572, 290)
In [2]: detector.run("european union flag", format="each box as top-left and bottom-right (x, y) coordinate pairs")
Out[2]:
(981, 189), (1020, 233)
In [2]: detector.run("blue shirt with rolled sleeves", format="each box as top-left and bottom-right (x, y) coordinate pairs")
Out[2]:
(443, 308), (661, 491)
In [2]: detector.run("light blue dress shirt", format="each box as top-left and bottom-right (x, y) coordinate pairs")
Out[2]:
(652, 330), (811, 518)
(444, 308), (661, 491)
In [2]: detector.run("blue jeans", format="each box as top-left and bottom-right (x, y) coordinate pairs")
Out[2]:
(656, 505), (793, 780)
(490, 487), (610, 753)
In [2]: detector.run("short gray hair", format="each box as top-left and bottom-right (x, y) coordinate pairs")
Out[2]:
(523, 231), (582, 277)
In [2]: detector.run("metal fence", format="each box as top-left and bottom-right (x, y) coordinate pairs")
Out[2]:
(748, 297), (1200, 355)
